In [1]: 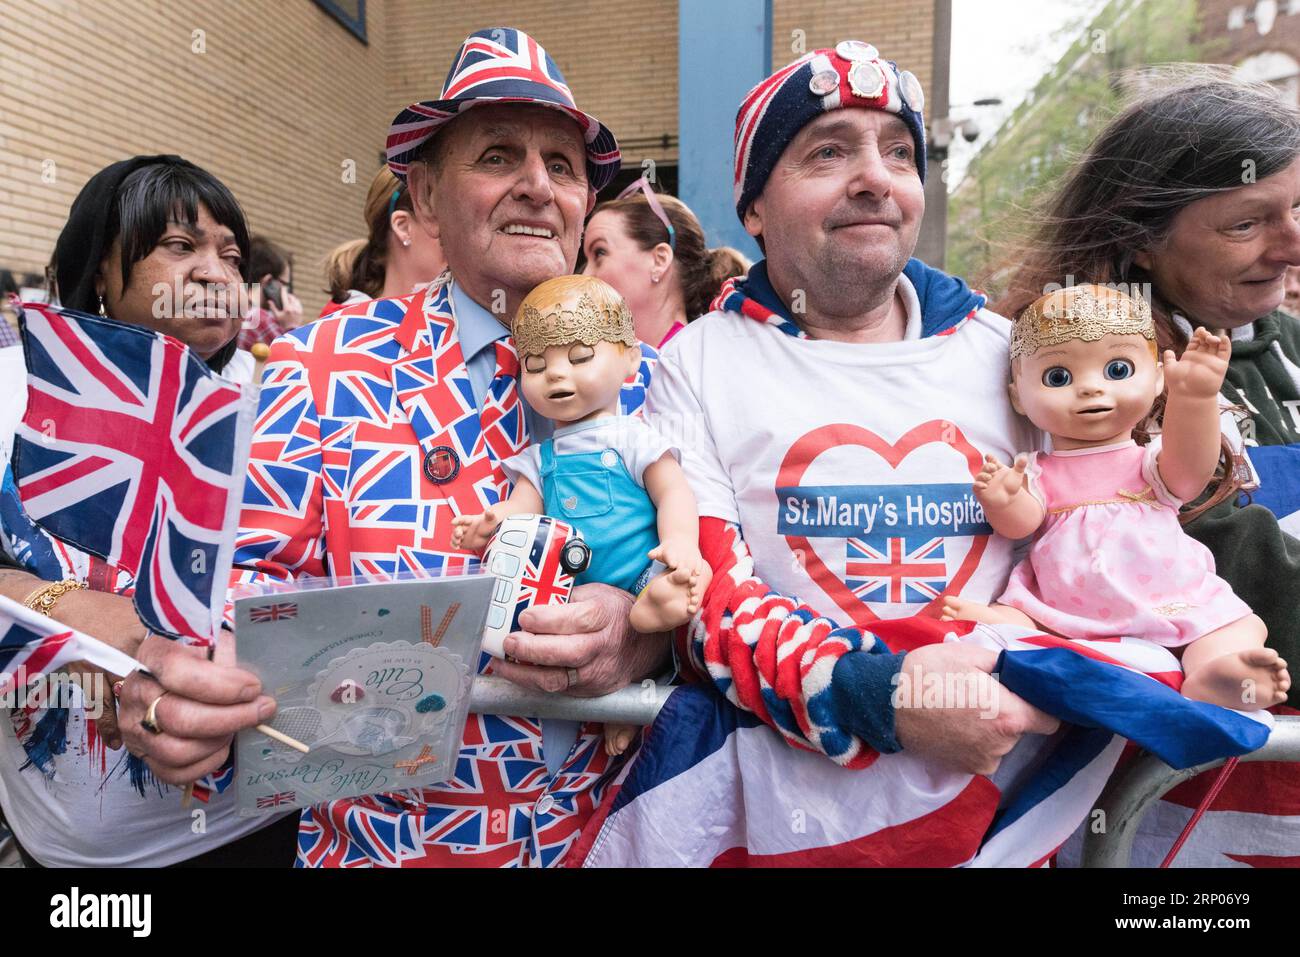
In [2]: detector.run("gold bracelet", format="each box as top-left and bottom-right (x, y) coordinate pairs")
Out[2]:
(22, 578), (87, 617)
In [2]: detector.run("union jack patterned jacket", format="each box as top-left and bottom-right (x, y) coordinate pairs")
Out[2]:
(233, 274), (654, 867)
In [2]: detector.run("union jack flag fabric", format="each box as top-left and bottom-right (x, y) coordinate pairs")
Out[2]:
(234, 274), (655, 867)
(257, 790), (297, 809)
(188, 760), (235, 804)
(572, 622), (1271, 867)
(1117, 708), (1300, 868)
(250, 601), (298, 622)
(1, 468), (232, 801)
(711, 259), (982, 340)
(385, 27), (620, 191)
(846, 535), (947, 605)
(296, 716), (620, 867)
(13, 302), (256, 642)
(512, 517), (579, 620)
(0, 593), (146, 693)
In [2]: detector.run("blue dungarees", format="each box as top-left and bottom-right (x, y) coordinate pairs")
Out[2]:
(539, 436), (658, 593)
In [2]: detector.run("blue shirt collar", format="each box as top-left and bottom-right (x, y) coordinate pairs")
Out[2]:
(448, 278), (511, 362)
(736, 258), (985, 338)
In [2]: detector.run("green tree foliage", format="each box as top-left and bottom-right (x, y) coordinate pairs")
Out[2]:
(946, 0), (1215, 292)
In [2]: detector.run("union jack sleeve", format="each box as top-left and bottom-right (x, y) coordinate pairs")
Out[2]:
(230, 334), (329, 594)
(689, 516), (892, 769)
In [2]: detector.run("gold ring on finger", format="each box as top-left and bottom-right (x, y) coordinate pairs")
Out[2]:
(140, 692), (168, 735)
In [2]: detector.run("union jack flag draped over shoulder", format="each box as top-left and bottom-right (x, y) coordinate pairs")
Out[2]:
(13, 303), (256, 642)
(571, 620), (1274, 867)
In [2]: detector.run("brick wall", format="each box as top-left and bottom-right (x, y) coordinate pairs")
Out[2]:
(0, 0), (935, 317)
(1197, 0), (1300, 64)
(772, 0), (933, 99)
(384, 0), (680, 167)
(0, 0), (390, 317)
(384, 0), (934, 167)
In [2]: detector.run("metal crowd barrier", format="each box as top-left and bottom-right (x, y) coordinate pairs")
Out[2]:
(1081, 715), (1300, 867)
(468, 675), (674, 725)
(469, 678), (1298, 869)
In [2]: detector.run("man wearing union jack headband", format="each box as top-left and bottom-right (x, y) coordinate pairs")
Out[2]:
(648, 43), (1061, 777)
(203, 27), (665, 868)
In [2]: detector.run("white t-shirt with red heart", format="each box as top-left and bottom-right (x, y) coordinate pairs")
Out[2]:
(646, 284), (1043, 629)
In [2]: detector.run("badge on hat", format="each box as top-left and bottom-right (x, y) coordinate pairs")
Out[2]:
(848, 60), (887, 100)
(836, 40), (879, 62)
(899, 70), (925, 113)
(809, 69), (839, 96)
(423, 446), (460, 484)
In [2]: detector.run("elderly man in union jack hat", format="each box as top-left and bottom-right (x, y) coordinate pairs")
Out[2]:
(122, 27), (663, 868)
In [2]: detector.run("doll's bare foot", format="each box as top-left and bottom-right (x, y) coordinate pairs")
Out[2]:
(686, 563), (713, 617)
(629, 565), (696, 633)
(1182, 647), (1290, 711)
(604, 723), (638, 756)
(939, 596), (1037, 628)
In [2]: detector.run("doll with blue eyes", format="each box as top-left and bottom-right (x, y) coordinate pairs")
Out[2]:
(943, 284), (1289, 711)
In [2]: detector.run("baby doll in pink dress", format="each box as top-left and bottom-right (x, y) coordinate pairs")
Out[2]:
(943, 284), (1289, 711)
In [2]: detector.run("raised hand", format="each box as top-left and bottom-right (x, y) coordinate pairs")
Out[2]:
(973, 452), (1029, 510)
(1163, 327), (1230, 400)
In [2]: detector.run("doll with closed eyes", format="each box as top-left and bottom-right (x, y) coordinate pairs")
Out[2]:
(453, 275), (710, 753)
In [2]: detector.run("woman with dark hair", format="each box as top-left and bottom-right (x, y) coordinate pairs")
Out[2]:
(997, 68), (1300, 669)
(0, 155), (294, 867)
(582, 180), (748, 348)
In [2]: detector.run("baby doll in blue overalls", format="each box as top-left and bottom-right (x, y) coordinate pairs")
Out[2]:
(452, 275), (711, 754)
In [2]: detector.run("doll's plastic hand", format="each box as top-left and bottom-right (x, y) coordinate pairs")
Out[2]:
(1163, 327), (1230, 400)
(973, 452), (1028, 509)
(451, 508), (501, 553)
(647, 539), (705, 575)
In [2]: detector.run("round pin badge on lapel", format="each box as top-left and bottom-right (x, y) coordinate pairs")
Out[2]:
(423, 446), (460, 484)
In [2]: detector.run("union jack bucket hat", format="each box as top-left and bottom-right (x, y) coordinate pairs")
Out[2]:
(386, 27), (621, 191)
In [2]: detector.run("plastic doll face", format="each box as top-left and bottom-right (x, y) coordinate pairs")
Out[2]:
(519, 339), (640, 424)
(1010, 333), (1164, 450)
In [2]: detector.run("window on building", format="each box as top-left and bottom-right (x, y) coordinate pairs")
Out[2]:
(314, 0), (366, 43)
(1236, 50), (1300, 104)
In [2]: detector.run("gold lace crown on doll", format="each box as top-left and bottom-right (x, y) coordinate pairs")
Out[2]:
(1010, 284), (1155, 361)
(513, 280), (637, 358)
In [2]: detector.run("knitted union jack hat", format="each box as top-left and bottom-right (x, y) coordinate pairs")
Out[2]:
(734, 41), (927, 219)
(386, 27), (621, 191)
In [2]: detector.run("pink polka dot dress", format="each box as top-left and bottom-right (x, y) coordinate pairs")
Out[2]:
(998, 439), (1251, 646)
